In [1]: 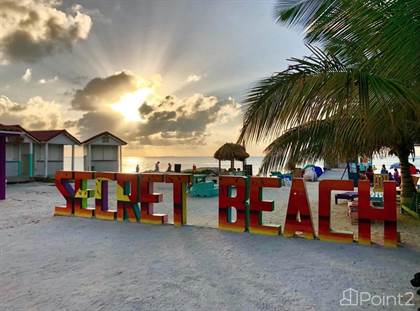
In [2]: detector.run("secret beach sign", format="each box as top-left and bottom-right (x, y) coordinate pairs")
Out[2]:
(54, 171), (398, 247)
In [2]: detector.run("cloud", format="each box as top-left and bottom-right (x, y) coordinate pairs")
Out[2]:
(71, 71), (139, 111)
(0, 95), (68, 130)
(21, 68), (32, 82)
(186, 74), (202, 83)
(39, 75), (58, 84)
(67, 72), (242, 145)
(0, 0), (92, 64)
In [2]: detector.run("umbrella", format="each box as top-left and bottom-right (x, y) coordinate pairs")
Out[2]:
(390, 162), (415, 169)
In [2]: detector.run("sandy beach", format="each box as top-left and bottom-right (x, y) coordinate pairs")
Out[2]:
(1, 170), (420, 310)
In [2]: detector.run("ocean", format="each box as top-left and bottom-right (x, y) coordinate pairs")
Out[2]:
(64, 154), (420, 174)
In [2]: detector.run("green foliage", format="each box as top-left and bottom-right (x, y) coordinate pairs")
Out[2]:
(240, 0), (420, 185)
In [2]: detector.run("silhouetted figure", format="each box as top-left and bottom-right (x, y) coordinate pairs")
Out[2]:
(380, 164), (388, 174)
(135, 164), (140, 173)
(155, 161), (160, 172)
(167, 163), (172, 172)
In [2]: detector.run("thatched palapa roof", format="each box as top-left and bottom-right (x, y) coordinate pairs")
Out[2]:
(214, 143), (249, 161)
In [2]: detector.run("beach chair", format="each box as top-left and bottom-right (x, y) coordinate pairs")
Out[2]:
(188, 181), (218, 197)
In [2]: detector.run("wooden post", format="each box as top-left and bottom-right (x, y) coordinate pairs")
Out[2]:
(0, 136), (5, 200)
(17, 142), (22, 176)
(218, 160), (221, 176)
(71, 145), (75, 171)
(119, 145), (122, 172)
(44, 143), (49, 177)
(29, 142), (33, 177)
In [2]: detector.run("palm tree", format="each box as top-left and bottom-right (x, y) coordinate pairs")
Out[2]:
(239, 0), (420, 209)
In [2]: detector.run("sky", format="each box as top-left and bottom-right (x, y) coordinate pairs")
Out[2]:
(0, 0), (307, 156)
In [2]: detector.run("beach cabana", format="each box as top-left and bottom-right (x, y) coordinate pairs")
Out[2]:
(214, 143), (249, 174)
(82, 131), (126, 172)
(29, 130), (80, 177)
(3, 125), (39, 182)
(0, 125), (23, 199)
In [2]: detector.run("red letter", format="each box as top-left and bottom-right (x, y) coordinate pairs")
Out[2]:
(73, 171), (95, 218)
(249, 177), (281, 235)
(116, 173), (141, 222)
(219, 176), (247, 232)
(95, 172), (117, 221)
(165, 174), (190, 226)
(358, 180), (397, 247)
(54, 171), (75, 216)
(318, 180), (353, 243)
(140, 174), (167, 224)
(283, 178), (315, 239)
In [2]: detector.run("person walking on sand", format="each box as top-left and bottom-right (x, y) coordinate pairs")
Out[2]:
(166, 163), (172, 172)
(155, 161), (160, 172)
(135, 164), (140, 173)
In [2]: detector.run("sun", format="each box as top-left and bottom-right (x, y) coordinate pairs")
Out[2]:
(111, 88), (153, 121)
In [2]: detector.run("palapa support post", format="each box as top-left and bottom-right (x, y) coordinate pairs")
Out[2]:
(358, 180), (398, 247)
(54, 171), (75, 216)
(140, 173), (167, 224)
(248, 177), (281, 235)
(283, 178), (315, 239)
(73, 171), (95, 218)
(95, 172), (117, 221)
(318, 180), (354, 243)
(116, 173), (140, 222)
(165, 174), (190, 226)
(218, 176), (248, 232)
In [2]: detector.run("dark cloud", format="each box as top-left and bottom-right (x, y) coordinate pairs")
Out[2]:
(138, 102), (153, 115)
(0, 1), (92, 64)
(71, 72), (137, 111)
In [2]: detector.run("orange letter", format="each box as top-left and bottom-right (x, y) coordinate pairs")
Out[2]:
(219, 176), (248, 233)
(165, 174), (190, 226)
(283, 178), (315, 239)
(358, 180), (397, 247)
(140, 174), (167, 224)
(318, 180), (353, 243)
(249, 177), (281, 235)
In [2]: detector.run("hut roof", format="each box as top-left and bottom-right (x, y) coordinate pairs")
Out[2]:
(214, 143), (249, 161)
(29, 130), (81, 144)
(82, 131), (127, 145)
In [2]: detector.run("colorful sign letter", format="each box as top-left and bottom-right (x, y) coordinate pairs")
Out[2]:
(318, 180), (354, 243)
(218, 176), (248, 233)
(249, 177), (281, 235)
(165, 174), (190, 226)
(140, 174), (167, 225)
(358, 180), (397, 247)
(283, 178), (315, 239)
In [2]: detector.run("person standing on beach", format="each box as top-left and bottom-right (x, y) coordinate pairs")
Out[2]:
(192, 164), (197, 174)
(380, 164), (388, 174)
(155, 161), (160, 172)
(167, 163), (172, 172)
(135, 164), (140, 173)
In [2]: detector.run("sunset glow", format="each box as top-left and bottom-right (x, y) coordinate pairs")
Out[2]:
(111, 88), (153, 121)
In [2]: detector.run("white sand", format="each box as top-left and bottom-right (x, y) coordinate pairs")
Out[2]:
(1, 174), (420, 310)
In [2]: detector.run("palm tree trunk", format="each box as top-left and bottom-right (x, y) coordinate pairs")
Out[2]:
(398, 151), (416, 209)
(230, 159), (234, 171)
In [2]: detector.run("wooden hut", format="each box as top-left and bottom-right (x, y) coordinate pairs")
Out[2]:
(29, 130), (80, 177)
(82, 131), (126, 172)
(1, 125), (80, 180)
(214, 143), (249, 174)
